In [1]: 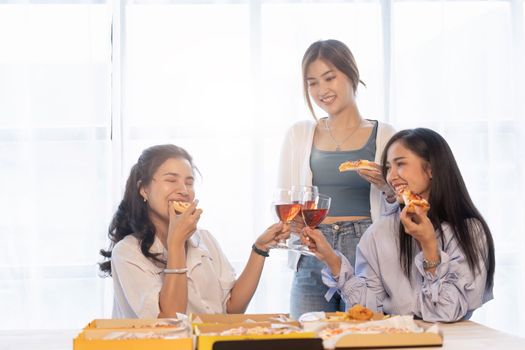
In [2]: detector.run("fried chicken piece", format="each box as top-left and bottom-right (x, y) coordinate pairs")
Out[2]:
(347, 304), (374, 321)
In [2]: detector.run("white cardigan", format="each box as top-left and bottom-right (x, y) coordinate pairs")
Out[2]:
(277, 119), (397, 224)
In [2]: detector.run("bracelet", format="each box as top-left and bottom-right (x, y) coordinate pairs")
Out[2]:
(422, 257), (441, 270)
(163, 267), (188, 274)
(252, 244), (269, 258)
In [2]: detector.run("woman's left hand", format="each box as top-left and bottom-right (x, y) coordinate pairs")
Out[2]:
(254, 222), (290, 251)
(399, 205), (436, 248)
(357, 163), (395, 198)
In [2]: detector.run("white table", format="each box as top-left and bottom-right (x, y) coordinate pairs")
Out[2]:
(420, 320), (525, 350)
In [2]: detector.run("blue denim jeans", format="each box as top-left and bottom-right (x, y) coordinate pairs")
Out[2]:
(290, 218), (372, 319)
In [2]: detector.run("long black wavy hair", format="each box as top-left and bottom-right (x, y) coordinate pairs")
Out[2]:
(99, 144), (195, 276)
(381, 128), (495, 288)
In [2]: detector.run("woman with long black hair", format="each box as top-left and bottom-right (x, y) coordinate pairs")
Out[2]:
(302, 128), (495, 322)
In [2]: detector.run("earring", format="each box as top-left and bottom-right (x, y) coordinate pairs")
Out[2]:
(143, 197), (147, 202)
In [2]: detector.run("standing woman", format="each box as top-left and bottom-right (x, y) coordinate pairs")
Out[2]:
(100, 144), (288, 318)
(278, 39), (397, 318)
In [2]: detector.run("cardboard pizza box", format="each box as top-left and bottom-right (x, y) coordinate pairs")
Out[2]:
(194, 322), (316, 350)
(73, 328), (192, 350)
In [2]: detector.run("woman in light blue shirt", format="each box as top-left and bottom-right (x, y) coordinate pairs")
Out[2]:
(301, 128), (495, 322)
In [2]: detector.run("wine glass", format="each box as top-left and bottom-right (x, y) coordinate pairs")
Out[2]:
(289, 185), (317, 235)
(302, 194), (331, 228)
(290, 192), (331, 256)
(272, 188), (302, 249)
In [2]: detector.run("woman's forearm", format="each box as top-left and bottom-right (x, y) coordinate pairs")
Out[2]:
(158, 247), (188, 317)
(226, 250), (266, 313)
(325, 252), (342, 277)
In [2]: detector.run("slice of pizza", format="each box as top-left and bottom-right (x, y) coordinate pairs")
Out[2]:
(401, 190), (430, 213)
(172, 201), (191, 214)
(339, 159), (376, 172)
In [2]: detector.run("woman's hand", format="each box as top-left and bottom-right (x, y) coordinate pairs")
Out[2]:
(301, 227), (341, 276)
(399, 205), (437, 252)
(357, 163), (395, 198)
(254, 222), (290, 251)
(167, 200), (202, 249)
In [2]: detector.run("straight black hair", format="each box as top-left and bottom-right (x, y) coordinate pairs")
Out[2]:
(381, 128), (495, 288)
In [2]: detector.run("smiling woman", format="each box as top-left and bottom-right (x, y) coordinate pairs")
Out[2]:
(278, 39), (398, 319)
(301, 128), (496, 322)
(98, 144), (290, 318)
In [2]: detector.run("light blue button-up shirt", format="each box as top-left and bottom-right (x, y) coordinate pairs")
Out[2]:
(322, 211), (493, 322)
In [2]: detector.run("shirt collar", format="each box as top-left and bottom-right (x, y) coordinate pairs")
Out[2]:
(188, 230), (201, 248)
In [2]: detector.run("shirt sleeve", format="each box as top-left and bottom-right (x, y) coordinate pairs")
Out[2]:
(413, 220), (491, 322)
(321, 237), (388, 314)
(381, 196), (399, 216)
(201, 231), (237, 311)
(277, 124), (295, 189)
(112, 242), (163, 318)
(372, 122), (398, 222)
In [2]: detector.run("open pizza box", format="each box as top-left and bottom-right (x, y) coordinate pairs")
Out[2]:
(332, 330), (443, 349)
(190, 312), (293, 326)
(303, 311), (387, 323)
(194, 321), (317, 350)
(300, 313), (443, 349)
(73, 326), (192, 350)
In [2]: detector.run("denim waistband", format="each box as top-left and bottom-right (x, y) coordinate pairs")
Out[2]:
(317, 218), (372, 238)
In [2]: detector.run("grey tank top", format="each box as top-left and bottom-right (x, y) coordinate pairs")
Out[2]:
(310, 120), (378, 217)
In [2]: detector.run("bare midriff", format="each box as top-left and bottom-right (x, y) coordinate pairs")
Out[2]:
(322, 215), (370, 224)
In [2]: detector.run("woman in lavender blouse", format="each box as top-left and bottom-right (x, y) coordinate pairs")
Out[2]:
(301, 128), (495, 322)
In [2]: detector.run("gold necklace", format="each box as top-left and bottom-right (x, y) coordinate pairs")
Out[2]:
(324, 118), (362, 151)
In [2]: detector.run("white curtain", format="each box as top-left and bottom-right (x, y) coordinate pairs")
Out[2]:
(0, 1), (113, 329)
(1, 0), (524, 337)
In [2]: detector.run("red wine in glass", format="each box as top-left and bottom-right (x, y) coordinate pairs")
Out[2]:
(275, 203), (301, 223)
(271, 188), (301, 249)
(302, 208), (329, 228)
(290, 193), (331, 255)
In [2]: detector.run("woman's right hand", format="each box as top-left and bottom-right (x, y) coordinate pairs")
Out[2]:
(301, 227), (341, 275)
(167, 200), (203, 249)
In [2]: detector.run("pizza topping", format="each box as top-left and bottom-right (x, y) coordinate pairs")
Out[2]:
(200, 326), (300, 336)
(101, 331), (189, 340)
(401, 190), (430, 213)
